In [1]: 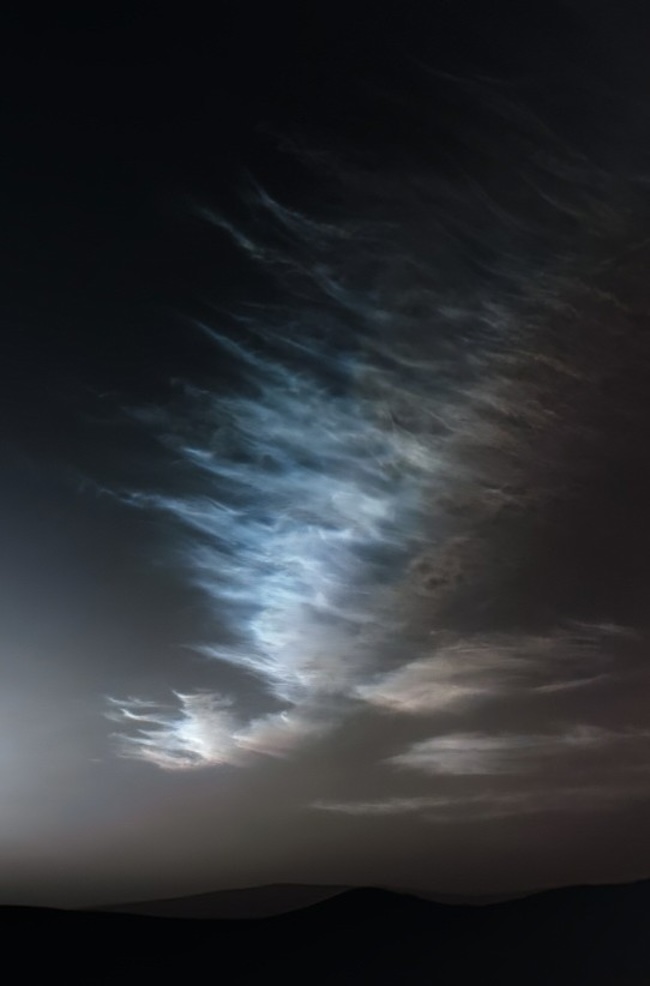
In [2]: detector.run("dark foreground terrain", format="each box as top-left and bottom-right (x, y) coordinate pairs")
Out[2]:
(2, 881), (648, 984)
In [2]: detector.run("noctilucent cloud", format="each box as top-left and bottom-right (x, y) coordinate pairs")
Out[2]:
(3, 3), (650, 906)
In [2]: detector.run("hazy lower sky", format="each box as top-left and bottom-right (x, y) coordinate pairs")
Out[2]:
(3, 3), (650, 907)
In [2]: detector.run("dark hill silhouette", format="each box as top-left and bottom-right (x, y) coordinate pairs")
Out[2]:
(98, 881), (530, 919)
(98, 882), (348, 919)
(1, 880), (648, 984)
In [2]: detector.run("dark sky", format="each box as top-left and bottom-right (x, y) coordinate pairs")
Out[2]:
(3, 2), (650, 907)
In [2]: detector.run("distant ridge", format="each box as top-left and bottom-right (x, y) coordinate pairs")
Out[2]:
(95, 876), (649, 919)
(97, 882), (349, 919)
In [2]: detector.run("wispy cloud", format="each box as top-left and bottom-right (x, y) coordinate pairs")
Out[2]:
(388, 726), (650, 776)
(107, 693), (241, 770)
(107, 336), (431, 764)
(312, 796), (452, 816)
(357, 625), (628, 714)
(233, 708), (333, 758)
(312, 784), (648, 821)
(106, 169), (649, 774)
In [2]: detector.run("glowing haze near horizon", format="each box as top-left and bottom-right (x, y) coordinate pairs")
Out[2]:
(3, 3), (650, 907)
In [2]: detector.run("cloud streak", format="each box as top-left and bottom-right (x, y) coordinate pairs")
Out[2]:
(312, 784), (649, 822)
(357, 625), (629, 714)
(388, 726), (650, 776)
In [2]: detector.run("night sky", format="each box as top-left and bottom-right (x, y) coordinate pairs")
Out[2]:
(3, 2), (650, 908)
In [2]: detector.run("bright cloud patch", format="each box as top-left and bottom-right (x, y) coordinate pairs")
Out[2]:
(108, 315), (444, 766)
(233, 708), (333, 758)
(108, 694), (335, 767)
(107, 694), (240, 769)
